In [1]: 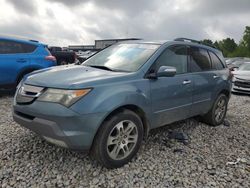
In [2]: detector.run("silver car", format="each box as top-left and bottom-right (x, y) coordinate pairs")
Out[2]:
(232, 62), (250, 94)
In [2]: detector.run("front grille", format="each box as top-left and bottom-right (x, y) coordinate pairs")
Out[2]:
(235, 81), (250, 88)
(16, 84), (44, 104)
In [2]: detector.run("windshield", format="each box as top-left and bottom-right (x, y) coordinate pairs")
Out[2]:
(239, 63), (250, 71)
(83, 43), (160, 72)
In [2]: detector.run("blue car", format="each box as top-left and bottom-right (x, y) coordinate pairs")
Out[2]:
(13, 38), (231, 168)
(0, 36), (56, 89)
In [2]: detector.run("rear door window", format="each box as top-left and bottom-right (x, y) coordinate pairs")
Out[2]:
(189, 47), (211, 72)
(0, 40), (37, 54)
(209, 51), (224, 70)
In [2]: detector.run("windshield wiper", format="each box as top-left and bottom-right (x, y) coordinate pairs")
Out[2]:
(84, 65), (131, 73)
(87, 65), (114, 71)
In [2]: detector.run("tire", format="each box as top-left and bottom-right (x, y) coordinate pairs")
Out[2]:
(16, 75), (23, 87)
(16, 70), (36, 88)
(91, 110), (144, 168)
(201, 94), (228, 126)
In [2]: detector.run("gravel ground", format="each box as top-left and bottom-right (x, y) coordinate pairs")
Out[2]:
(0, 94), (249, 187)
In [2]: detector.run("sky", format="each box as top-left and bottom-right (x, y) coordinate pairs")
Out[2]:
(0, 0), (250, 46)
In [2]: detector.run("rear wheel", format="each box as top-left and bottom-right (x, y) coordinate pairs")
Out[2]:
(16, 70), (36, 88)
(202, 94), (228, 126)
(91, 110), (143, 168)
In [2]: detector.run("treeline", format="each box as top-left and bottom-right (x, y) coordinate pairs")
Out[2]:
(201, 26), (250, 58)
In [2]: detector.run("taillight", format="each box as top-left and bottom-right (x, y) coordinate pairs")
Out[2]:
(45, 55), (56, 62)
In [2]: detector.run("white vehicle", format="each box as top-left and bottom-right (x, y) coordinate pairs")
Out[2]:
(232, 62), (250, 94)
(77, 51), (97, 63)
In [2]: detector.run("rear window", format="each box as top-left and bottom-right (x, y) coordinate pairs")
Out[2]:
(0, 40), (37, 54)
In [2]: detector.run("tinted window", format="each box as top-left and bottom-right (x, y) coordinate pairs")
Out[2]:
(0, 40), (36, 54)
(209, 51), (224, 70)
(154, 45), (188, 74)
(189, 47), (211, 72)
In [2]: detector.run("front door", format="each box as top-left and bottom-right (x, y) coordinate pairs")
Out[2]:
(149, 45), (193, 128)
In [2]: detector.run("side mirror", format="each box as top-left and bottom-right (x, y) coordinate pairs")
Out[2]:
(157, 66), (176, 77)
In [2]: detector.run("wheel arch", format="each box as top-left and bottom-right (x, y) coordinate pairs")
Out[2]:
(16, 66), (41, 85)
(93, 104), (150, 145)
(219, 89), (230, 98)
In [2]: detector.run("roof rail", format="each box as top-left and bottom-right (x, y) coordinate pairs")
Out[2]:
(174, 37), (217, 49)
(174, 37), (201, 44)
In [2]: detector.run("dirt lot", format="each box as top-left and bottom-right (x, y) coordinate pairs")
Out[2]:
(0, 94), (249, 187)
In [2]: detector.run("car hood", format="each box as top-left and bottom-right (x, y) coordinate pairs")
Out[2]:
(24, 65), (130, 89)
(233, 70), (250, 81)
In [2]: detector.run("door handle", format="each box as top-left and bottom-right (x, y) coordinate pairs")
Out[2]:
(17, 59), (27, 63)
(213, 75), (219, 79)
(183, 80), (191, 85)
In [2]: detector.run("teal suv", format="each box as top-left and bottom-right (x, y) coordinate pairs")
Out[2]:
(13, 38), (231, 168)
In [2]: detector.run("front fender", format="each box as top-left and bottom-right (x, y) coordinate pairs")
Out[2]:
(71, 80), (151, 117)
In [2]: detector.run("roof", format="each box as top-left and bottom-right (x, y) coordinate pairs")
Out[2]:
(0, 35), (43, 45)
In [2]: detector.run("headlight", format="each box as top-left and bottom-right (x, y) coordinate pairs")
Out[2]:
(37, 88), (91, 107)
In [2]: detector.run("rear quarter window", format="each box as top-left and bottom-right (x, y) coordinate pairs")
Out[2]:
(209, 51), (225, 70)
(0, 40), (37, 54)
(44, 47), (52, 55)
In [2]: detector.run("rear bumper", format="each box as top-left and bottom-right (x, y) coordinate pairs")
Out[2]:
(13, 101), (106, 151)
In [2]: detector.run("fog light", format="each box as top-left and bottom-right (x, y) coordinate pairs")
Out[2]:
(43, 136), (68, 148)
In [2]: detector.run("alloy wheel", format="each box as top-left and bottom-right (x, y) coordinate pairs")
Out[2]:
(214, 97), (226, 123)
(107, 120), (138, 160)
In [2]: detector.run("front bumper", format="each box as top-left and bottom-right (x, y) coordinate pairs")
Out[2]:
(13, 101), (106, 151)
(232, 82), (250, 94)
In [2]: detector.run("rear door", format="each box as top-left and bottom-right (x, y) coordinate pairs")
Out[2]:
(0, 39), (19, 85)
(150, 45), (193, 128)
(0, 40), (35, 86)
(188, 46), (216, 116)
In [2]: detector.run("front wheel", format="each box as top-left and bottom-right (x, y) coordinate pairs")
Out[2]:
(202, 94), (228, 126)
(91, 110), (143, 168)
